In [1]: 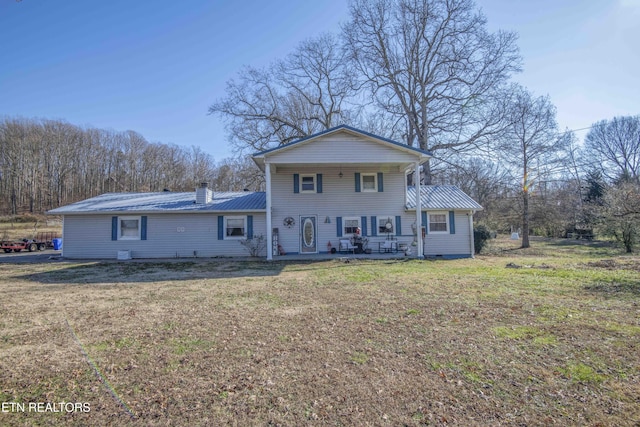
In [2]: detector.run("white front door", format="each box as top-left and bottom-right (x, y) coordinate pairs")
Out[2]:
(300, 215), (317, 254)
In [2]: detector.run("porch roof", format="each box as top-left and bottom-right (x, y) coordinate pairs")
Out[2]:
(406, 186), (483, 211)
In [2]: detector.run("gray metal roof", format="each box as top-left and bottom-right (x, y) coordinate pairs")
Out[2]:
(406, 186), (483, 211)
(48, 191), (266, 214)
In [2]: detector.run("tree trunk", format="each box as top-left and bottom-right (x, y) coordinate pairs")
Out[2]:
(521, 190), (530, 248)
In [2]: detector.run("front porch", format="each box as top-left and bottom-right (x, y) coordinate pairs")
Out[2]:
(271, 251), (418, 261)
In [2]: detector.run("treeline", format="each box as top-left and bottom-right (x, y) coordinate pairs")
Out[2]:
(0, 117), (262, 215)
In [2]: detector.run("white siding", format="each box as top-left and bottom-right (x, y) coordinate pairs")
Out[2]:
(423, 212), (472, 257)
(271, 166), (417, 254)
(62, 213), (266, 259)
(267, 133), (419, 165)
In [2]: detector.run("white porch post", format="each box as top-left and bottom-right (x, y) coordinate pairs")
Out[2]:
(415, 160), (423, 259)
(469, 210), (475, 258)
(265, 162), (273, 261)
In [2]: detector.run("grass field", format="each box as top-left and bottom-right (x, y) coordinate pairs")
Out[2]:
(0, 237), (639, 426)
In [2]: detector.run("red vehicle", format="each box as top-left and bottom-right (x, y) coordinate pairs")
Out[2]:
(1, 239), (47, 253)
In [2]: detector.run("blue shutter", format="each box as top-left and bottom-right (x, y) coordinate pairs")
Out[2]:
(336, 217), (343, 237)
(218, 216), (224, 240)
(377, 172), (384, 192)
(111, 216), (118, 240)
(361, 216), (367, 237)
(371, 216), (377, 237)
(355, 173), (361, 192)
(293, 174), (300, 193)
(141, 216), (147, 240)
(422, 211), (428, 235)
(449, 211), (456, 234)
(395, 216), (402, 236)
(317, 174), (323, 193)
(247, 215), (253, 239)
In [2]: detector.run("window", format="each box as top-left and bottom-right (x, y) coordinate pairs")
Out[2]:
(361, 173), (377, 192)
(118, 216), (141, 240)
(300, 175), (316, 193)
(378, 217), (394, 234)
(225, 216), (246, 239)
(343, 217), (361, 235)
(429, 212), (448, 233)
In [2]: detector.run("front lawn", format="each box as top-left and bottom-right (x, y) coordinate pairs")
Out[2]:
(1, 237), (638, 425)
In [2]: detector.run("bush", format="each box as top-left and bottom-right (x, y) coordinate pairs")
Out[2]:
(239, 235), (267, 257)
(474, 225), (492, 254)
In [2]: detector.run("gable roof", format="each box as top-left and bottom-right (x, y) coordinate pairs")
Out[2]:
(48, 191), (266, 215)
(252, 125), (431, 169)
(406, 186), (483, 211)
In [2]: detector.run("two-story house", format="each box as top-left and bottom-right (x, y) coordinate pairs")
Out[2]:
(49, 126), (482, 259)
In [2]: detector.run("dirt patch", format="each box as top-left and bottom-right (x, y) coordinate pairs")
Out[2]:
(586, 258), (640, 271)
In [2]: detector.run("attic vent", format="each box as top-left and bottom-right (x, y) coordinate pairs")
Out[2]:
(195, 182), (213, 204)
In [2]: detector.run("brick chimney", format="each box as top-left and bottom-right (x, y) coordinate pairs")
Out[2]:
(195, 182), (213, 204)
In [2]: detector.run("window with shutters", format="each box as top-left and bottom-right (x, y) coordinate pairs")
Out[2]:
(300, 175), (316, 193)
(428, 212), (449, 233)
(343, 217), (361, 235)
(118, 216), (141, 240)
(378, 217), (394, 234)
(225, 216), (246, 239)
(361, 174), (377, 192)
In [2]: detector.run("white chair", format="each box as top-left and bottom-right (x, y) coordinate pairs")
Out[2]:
(338, 239), (356, 254)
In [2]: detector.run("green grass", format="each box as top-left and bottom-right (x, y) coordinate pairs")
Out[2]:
(0, 236), (639, 426)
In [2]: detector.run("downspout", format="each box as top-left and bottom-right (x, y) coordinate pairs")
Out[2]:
(415, 161), (423, 259)
(265, 162), (273, 261)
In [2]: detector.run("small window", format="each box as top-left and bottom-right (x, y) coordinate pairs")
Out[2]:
(225, 216), (246, 239)
(300, 175), (316, 193)
(343, 217), (361, 235)
(429, 213), (448, 233)
(361, 174), (377, 192)
(118, 216), (141, 240)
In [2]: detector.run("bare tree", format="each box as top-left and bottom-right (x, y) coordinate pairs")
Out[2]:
(343, 0), (521, 182)
(601, 180), (640, 253)
(209, 33), (361, 154)
(498, 86), (565, 248)
(0, 117), (232, 214)
(584, 115), (640, 183)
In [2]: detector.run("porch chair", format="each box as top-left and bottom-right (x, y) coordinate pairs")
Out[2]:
(338, 239), (357, 254)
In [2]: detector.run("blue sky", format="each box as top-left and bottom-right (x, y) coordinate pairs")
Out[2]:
(1, 0), (638, 160)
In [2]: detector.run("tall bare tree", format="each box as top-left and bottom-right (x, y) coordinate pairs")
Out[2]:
(498, 85), (566, 248)
(209, 33), (361, 154)
(584, 115), (640, 183)
(343, 0), (521, 182)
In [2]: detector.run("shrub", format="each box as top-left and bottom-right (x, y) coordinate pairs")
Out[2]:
(239, 235), (267, 257)
(474, 225), (492, 254)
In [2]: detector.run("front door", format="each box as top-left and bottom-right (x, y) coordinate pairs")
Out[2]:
(300, 215), (317, 254)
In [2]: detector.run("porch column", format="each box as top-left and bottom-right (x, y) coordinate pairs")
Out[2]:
(265, 162), (273, 261)
(415, 160), (423, 259)
(469, 210), (475, 258)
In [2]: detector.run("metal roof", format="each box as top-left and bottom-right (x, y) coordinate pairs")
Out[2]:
(48, 185), (481, 215)
(48, 191), (266, 214)
(406, 186), (483, 211)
